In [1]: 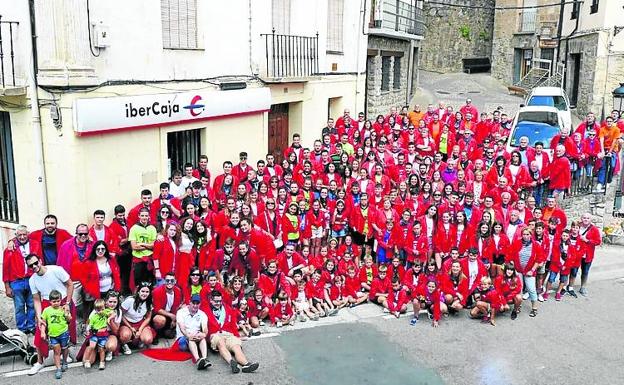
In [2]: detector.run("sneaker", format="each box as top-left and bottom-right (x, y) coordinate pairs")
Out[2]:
(328, 308), (339, 316)
(511, 310), (518, 320)
(537, 294), (544, 302)
(203, 359), (212, 369)
(579, 287), (588, 296)
(99, 361), (105, 370)
(197, 358), (209, 371)
(567, 288), (578, 298)
(105, 351), (113, 362)
(555, 293), (562, 301)
(55, 368), (62, 380)
(84, 361), (91, 369)
(61, 360), (68, 372)
(251, 330), (262, 336)
(121, 344), (132, 355)
(409, 317), (419, 326)
(595, 183), (604, 192)
(28, 362), (44, 376)
(543, 293), (550, 300)
(230, 359), (240, 374)
(428, 313), (433, 320)
(241, 362), (260, 373)
(259, 321), (265, 327)
(394, 311), (400, 318)
(529, 308), (537, 317)
(382, 308), (390, 314)
(275, 321), (283, 328)
(522, 292), (530, 300)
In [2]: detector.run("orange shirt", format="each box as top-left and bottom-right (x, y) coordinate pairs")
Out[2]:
(599, 125), (621, 151)
(408, 111), (425, 127)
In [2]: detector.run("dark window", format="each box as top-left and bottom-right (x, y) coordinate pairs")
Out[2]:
(590, 0), (599, 14)
(571, 1), (580, 19)
(0, 112), (18, 222)
(393, 56), (402, 89)
(167, 129), (201, 178)
(381, 56), (391, 91)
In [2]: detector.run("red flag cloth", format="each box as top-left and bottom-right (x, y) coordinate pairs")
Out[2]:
(141, 339), (193, 362)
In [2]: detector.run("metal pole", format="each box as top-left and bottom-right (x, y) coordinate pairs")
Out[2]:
(9, 22), (15, 86)
(0, 16), (5, 88)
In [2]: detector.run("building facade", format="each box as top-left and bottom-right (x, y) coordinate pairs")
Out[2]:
(365, 0), (425, 117)
(0, 0), (367, 240)
(560, 0), (624, 116)
(492, 0), (561, 86)
(420, 0), (495, 73)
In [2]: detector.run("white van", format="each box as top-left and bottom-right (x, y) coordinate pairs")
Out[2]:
(525, 87), (572, 131)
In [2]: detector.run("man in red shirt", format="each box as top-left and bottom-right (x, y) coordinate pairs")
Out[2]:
(27, 214), (72, 266)
(204, 290), (259, 373)
(127, 189), (153, 229)
(3, 225), (39, 332)
(192, 154), (211, 184)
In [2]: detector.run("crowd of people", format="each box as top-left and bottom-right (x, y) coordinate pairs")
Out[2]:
(3, 98), (619, 379)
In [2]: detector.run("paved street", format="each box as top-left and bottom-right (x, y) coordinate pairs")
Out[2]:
(3, 245), (624, 385)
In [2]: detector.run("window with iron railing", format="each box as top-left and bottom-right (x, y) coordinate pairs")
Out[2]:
(0, 112), (18, 223)
(370, 0), (425, 36)
(261, 30), (319, 78)
(0, 17), (19, 88)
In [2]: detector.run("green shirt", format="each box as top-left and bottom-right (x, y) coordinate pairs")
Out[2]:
(89, 308), (113, 331)
(41, 306), (69, 338)
(129, 223), (157, 259)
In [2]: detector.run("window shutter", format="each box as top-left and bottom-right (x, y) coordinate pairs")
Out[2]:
(272, 0), (291, 34)
(327, 0), (344, 53)
(161, 0), (197, 49)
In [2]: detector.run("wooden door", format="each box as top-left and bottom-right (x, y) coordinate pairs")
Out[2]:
(268, 103), (289, 163)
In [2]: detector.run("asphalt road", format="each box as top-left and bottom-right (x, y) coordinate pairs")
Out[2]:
(5, 275), (624, 385)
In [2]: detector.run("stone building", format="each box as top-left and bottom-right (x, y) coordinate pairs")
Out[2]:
(491, 0), (561, 86)
(365, 0), (425, 117)
(420, 0), (495, 73)
(560, 0), (624, 116)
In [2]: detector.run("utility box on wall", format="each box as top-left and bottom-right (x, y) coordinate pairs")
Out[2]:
(93, 23), (110, 48)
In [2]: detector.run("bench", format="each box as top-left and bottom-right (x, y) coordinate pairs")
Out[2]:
(462, 57), (491, 74)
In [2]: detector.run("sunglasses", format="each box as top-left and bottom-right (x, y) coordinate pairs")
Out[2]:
(164, 278), (176, 284)
(161, 210), (170, 214)
(266, 202), (275, 205)
(96, 247), (106, 252)
(139, 281), (152, 288)
(106, 290), (119, 297)
(77, 232), (89, 236)
(190, 273), (201, 277)
(27, 261), (40, 268)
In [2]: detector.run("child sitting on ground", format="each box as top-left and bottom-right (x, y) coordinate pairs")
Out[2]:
(85, 298), (114, 370)
(271, 291), (295, 327)
(292, 277), (320, 321)
(40, 290), (72, 380)
(236, 299), (254, 338)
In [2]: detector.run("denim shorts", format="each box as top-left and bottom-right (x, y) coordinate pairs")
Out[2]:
(548, 271), (568, 284)
(178, 336), (189, 351)
(49, 330), (70, 348)
(89, 334), (109, 348)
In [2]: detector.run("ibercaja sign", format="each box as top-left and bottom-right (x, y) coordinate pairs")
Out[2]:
(72, 87), (271, 136)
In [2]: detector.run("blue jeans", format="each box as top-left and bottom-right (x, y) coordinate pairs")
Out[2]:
(597, 154), (616, 185)
(519, 273), (537, 302)
(10, 279), (35, 332)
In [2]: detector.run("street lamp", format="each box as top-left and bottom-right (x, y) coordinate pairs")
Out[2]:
(613, 83), (624, 114)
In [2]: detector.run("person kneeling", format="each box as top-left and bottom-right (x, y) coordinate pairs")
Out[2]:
(177, 294), (211, 370)
(470, 277), (504, 326)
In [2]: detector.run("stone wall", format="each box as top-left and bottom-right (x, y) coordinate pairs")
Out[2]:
(366, 36), (414, 117)
(564, 32), (600, 115)
(420, 0), (495, 73)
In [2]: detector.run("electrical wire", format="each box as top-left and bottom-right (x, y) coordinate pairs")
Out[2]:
(425, 0), (582, 11)
(86, 0), (101, 57)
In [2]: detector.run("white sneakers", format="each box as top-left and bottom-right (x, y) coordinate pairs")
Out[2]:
(522, 292), (530, 300)
(28, 362), (44, 376)
(105, 351), (113, 361)
(121, 344), (132, 355)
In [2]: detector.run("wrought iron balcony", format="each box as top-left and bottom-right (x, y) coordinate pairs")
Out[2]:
(260, 29), (319, 79)
(369, 0), (425, 39)
(0, 16), (21, 92)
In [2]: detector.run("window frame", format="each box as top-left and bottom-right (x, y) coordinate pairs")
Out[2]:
(0, 112), (18, 223)
(381, 56), (391, 92)
(161, 0), (199, 50)
(393, 56), (402, 90)
(590, 0), (599, 14)
(326, 0), (344, 54)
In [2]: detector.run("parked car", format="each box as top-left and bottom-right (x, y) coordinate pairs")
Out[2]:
(525, 86), (572, 131)
(507, 106), (563, 155)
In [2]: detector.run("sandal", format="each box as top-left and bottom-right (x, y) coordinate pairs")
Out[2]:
(529, 308), (537, 317)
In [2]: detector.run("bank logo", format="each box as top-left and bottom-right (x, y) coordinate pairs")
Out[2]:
(183, 95), (205, 117)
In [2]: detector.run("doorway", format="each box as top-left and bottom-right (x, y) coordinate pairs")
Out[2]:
(513, 48), (533, 83)
(167, 129), (201, 177)
(410, 46), (419, 99)
(268, 103), (290, 163)
(570, 53), (581, 107)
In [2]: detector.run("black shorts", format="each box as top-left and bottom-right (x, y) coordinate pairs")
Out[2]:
(493, 254), (505, 266)
(311, 298), (323, 307)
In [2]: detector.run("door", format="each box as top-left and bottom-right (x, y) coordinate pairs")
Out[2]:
(513, 49), (523, 83)
(540, 48), (554, 72)
(410, 46), (419, 99)
(521, 49), (533, 78)
(268, 103), (289, 163)
(570, 53), (581, 107)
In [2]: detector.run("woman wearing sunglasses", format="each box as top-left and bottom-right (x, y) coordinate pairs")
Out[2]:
(77, 241), (121, 334)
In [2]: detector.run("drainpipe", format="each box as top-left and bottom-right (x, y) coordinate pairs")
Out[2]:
(355, 0), (367, 114)
(555, 0), (565, 65)
(27, 0), (49, 214)
(248, 0), (254, 76)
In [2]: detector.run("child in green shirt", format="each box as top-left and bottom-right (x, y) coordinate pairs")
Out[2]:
(40, 290), (71, 380)
(85, 299), (114, 370)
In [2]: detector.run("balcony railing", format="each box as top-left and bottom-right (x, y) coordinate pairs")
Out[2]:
(519, 10), (537, 33)
(260, 30), (319, 78)
(370, 0), (425, 37)
(0, 16), (19, 89)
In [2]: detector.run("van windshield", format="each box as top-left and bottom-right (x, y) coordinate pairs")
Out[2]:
(528, 95), (568, 111)
(510, 121), (560, 149)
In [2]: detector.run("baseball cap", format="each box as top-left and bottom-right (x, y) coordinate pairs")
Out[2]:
(190, 294), (201, 303)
